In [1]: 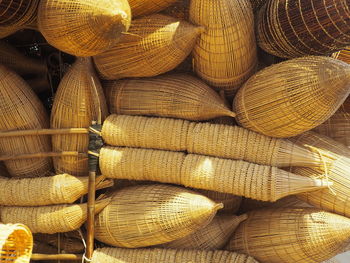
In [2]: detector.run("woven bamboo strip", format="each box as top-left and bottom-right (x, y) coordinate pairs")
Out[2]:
(95, 184), (222, 248)
(51, 57), (108, 176)
(99, 146), (329, 201)
(105, 74), (235, 121)
(128, 0), (177, 17)
(0, 223), (33, 263)
(0, 199), (110, 234)
(234, 56), (350, 138)
(227, 208), (350, 263)
(34, 232), (84, 253)
(190, 0), (257, 92)
(93, 14), (203, 80)
(0, 65), (51, 178)
(0, 128), (89, 138)
(332, 48), (350, 64)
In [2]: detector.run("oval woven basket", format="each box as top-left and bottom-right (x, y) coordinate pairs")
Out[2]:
(234, 56), (350, 138)
(105, 74), (235, 121)
(51, 57), (108, 176)
(227, 208), (350, 263)
(37, 0), (131, 57)
(128, 0), (177, 17)
(0, 223), (33, 263)
(257, 0), (350, 58)
(94, 184), (222, 248)
(93, 14), (203, 80)
(0, 65), (52, 178)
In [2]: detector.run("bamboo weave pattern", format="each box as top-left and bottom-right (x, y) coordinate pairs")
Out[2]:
(128, 0), (177, 17)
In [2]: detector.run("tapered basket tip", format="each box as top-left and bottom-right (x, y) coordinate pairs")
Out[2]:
(214, 203), (224, 211)
(314, 178), (333, 188)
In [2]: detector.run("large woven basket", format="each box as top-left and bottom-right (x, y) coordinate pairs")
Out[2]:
(234, 56), (350, 138)
(189, 0), (257, 93)
(105, 74), (235, 121)
(37, 0), (131, 57)
(51, 57), (108, 176)
(0, 65), (52, 178)
(128, 0), (177, 17)
(227, 208), (350, 263)
(0, 223), (33, 263)
(93, 14), (203, 80)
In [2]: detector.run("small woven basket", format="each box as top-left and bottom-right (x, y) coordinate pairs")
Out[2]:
(128, 0), (178, 17)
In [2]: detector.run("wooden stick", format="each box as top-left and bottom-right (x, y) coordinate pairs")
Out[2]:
(31, 254), (83, 261)
(0, 152), (88, 161)
(0, 128), (88, 138)
(86, 170), (96, 260)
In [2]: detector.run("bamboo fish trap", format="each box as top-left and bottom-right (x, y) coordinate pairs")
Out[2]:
(227, 208), (350, 263)
(37, 0), (131, 57)
(51, 57), (108, 176)
(189, 0), (257, 93)
(93, 14), (203, 80)
(0, 65), (51, 178)
(105, 74), (235, 121)
(234, 56), (350, 138)
(128, 0), (178, 17)
(94, 184), (222, 248)
(0, 199), (110, 234)
(91, 247), (259, 263)
(257, 0), (350, 58)
(99, 146), (329, 202)
(160, 214), (247, 249)
(101, 114), (321, 167)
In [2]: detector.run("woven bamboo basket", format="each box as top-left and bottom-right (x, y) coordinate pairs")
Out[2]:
(162, 0), (190, 20)
(0, 65), (52, 178)
(0, 199), (110, 234)
(332, 48), (350, 65)
(101, 114), (322, 167)
(95, 184), (222, 248)
(234, 56), (350, 138)
(51, 57), (108, 176)
(37, 0), (131, 57)
(99, 146), (329, 202)
(0, 223), (33, 263)
(0, 0), (39, 27)
(105, 74), (235, 121)
(257, 0), (350, 58)
(128, 0), (177, 17)
(227, 208), (350, 263)
(93, 14), (203, 80)
(34, 232), (84, 253)
(189, 0), (257, 93)
(92, 247), (259, 263)
(160, 214), (247, 249)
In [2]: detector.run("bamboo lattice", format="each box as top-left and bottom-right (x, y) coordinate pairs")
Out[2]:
(128, 0), (177, 17)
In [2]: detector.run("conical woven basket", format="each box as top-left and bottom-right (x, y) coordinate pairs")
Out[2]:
(332, 48), (350, 65)
(0, 199), (110, 234)
(189, 0), (257, 92)
(128, 0), (177, 17)
(37, 0), (131, 57)
(93, 14), (203, 80)
(105, 74), (235, 121)
(51, 57), (108, 176)
(160, 214), (247, 249)
(34, 232), (84, 253)
(0, 65), (52, 178)
(95, 184), (222, 248)
(234, 56), (350, 138)
(0, 223), (33, 263)
(227, 208), (350, 263)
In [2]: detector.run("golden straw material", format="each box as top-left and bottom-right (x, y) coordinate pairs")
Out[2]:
(99, 146), (329, 201)
(92, 247), (259, 263)
(0, 174), (113, 206)
(128, 0), (177, 17)
(101, 114), (321, 167)
(227, 208), (350, 263)
(0, 223), (33, 263)
(34, 232), (84, 253)
(190, 0), (257, 92)
(93, 14), (203, 80)
(51, 57), (108, 176)
(332, 48), (350, 64)
(95, 184), (222, 248)
(257, 0), (350, 58)
(160, 214), (247, 249)
(0, 65), (51, 178)
(234, 56), (350, 138)
(105, 74), (235, 121)
(37, 0), (131, 57)
(0, 199), (110, 234)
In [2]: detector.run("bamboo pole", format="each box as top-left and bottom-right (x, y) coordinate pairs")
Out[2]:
(31, 254), (83, 261)
(0, 152), (87, 161)
(0, 128), (88, 138)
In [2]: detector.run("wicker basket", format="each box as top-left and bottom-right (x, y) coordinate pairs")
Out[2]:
(51, 57), (108, 176)
(37, 0), (131, 57)
(227, 208), (350, 263)
(34, 232), (84, 253)
(189, 0), (257, 93)
(332, 48), (350, 64)
(0, 65), (52, 178)
(94, 184), (222, 248)
(0, 223), (33, 263)
(128, 0), (177, 17)
(105, 74), (235, 121)
(93, 14), (203, 80)
(234, 56), (350, 138)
